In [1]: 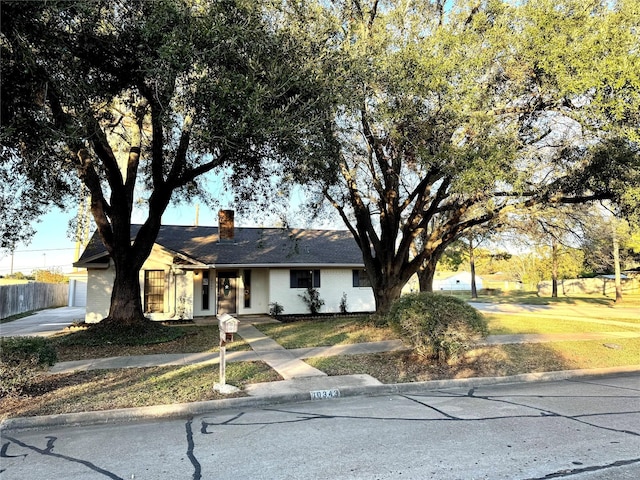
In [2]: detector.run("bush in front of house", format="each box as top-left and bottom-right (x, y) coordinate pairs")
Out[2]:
(386, 292), (488, 363)
(0, 336), (57, 397)
(299, 287), (325, 315)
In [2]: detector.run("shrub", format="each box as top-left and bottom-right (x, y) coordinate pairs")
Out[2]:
(387, 292), (488, 363)
(339, 293), (348, 314)
(0, 336), (57, 397)
(299, 287), (325, 315)
(269, 302), (284, 317)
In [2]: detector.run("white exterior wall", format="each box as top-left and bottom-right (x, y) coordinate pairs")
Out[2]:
(192, 269), (213, 317)
(85, 245), (194, 323)
(85, 265), (115, 323)
(269, 268), (375, 315)
(237, 269), (270, 315)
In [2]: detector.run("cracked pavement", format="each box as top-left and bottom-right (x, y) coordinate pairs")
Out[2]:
(1, 373), (639, 479)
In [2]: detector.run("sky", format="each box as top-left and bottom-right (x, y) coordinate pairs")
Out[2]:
(0, 204), (212, 276)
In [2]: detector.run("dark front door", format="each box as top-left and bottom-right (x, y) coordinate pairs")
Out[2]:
(217, 272), (237, 314)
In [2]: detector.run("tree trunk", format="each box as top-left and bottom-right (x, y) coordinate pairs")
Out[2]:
(418, 256), (437, 292)
(551, 239), (558, 298)
(469, 239), (477, 299)
(373, 282), (405, 315)
(107, 264), (147, 327)
(613, 226), (623, 303)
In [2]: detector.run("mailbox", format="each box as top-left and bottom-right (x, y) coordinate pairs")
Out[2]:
(217, 313), (239, 342)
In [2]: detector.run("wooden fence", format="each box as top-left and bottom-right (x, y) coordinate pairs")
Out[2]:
(0, 282), (69, 320)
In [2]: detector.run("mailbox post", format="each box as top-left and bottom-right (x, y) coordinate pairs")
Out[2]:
(215, 313), (239, 393)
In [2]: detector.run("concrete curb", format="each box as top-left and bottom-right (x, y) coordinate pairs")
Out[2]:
(2, 364), (638, 433)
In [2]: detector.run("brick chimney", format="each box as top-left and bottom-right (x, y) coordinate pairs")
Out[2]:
(219, 209), (235, 242)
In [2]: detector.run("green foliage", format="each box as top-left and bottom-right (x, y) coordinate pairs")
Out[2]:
(299, 287), (325, 315)
(1, 336), (57, 366)
(386, 293), (488, 363)
(0, 336), (57, 397)
(54, 322), (184, 347)
(33, 269), (68, 284)
(269, 302), (284, 317)
(339, 292), (348, 314)
(1, 0), (336, 323)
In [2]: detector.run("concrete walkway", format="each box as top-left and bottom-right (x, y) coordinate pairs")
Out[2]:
(49, 316), (640, 389)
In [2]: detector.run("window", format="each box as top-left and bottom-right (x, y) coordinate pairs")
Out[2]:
(144, 270), (165, 313)
(243, 269), (251, 308)
(290, 269), (320, 288)
(352, 269), (372, 287)
(202, 270), (210, 310)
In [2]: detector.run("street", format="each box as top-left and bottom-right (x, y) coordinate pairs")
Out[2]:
(1, 373), (639, 479)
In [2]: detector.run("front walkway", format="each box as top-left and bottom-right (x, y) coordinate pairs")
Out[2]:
(49, 323), (640, 376)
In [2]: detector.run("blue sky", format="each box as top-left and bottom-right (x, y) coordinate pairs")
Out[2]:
(0, 203), (221, 276)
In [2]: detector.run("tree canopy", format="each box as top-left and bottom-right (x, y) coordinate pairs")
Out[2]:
(1, 0), (336, 325)
(281, 0), (640, 312)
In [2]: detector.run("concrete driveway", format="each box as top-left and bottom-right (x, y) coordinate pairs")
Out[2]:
(0, 307), (85, 337)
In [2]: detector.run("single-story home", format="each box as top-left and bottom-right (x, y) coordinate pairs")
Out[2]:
(74, 210), (375, 322)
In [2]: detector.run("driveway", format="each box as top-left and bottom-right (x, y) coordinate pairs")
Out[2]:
(0, 307), (85, 337)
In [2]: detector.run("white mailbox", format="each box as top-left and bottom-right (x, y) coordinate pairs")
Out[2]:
(217, 313), (239, 342)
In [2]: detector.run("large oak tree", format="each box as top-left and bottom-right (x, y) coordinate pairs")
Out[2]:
(1, 0), (335, 326)
(286, 0), (639, 313)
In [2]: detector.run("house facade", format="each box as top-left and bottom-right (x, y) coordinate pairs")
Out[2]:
(74, 211), (375, 322)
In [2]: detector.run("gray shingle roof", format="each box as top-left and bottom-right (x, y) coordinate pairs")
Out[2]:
(75, 225), (364, 267)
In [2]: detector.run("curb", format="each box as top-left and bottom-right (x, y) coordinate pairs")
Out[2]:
(2, 365), (638, 433)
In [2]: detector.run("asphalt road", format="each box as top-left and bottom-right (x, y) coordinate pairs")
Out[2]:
(1, 373), (639, 480)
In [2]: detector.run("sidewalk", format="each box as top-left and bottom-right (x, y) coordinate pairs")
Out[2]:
(48, 316), (640, 397)
(3, 313), (640, 431)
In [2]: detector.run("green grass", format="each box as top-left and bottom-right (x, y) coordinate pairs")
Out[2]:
(450, 290), (640, 307)
(486, 314), (640, 335)
(52, 324), (250, 362)
(0, 311), (35, 324)
(255, 316), (395, 349)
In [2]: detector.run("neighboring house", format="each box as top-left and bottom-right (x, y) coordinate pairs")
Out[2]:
(433, 271), (483, 292)
(74, 210), (375, 322)
(67, 270), (88, 307)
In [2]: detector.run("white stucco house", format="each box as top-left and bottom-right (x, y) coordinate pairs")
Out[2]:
(74, 211), (375, 322)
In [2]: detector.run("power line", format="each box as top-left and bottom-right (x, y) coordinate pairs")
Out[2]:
(7, 247), (76, 254)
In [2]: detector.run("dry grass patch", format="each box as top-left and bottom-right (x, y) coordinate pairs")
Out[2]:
(0, 361), (281, 420)
(306, 337), (640, 384)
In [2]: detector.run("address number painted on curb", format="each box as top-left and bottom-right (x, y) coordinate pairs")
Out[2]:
(310, 389), (341, 400)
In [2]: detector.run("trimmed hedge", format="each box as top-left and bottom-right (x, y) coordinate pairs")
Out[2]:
(387, 292), (488, 363)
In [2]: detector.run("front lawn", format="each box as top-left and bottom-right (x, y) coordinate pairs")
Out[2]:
(52, 324), (250, 361)
(2, 301), (639, 420)
(255, 316), (396, 349)
(0, 362), (280, 420)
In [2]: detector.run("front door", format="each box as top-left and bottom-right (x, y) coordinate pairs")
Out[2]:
(217, 272), (237, 314)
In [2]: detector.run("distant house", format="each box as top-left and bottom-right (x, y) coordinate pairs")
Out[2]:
(74, 210), (375, 322)
(433, 271), (483, 292)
